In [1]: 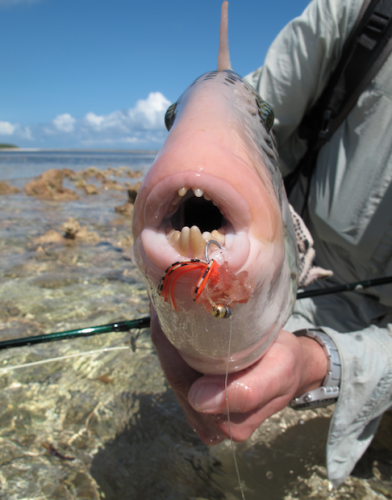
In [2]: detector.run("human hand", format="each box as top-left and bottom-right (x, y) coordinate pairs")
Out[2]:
(150, 306), (327, 444)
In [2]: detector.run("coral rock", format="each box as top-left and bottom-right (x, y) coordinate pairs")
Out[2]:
(84, 184), (99, 195)
(125, 169), (143, 178)
(114, 182), (141, 218)
(127, 182), (142, 204)
(24, 169), (79, 201)
(102, 179), (127, 191)
(115, 202), (134, 218)
(62, 217), (100, 243)
(63, 218), (81, 239)
(33, 230), (64, 245)
(0, 181), (20, 195)
(75, 178), (87, 189)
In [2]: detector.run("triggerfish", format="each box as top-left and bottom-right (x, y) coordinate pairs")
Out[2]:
(132, 2), (298, 375)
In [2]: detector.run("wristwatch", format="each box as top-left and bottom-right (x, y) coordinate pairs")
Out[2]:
(289, 328), (341, 410)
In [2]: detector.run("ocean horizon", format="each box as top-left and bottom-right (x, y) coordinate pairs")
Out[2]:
(0, 149), (157, 181)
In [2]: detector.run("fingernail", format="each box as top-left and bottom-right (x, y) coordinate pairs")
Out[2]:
(189, 383), (225, 411)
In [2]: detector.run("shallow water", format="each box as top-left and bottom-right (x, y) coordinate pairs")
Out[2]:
(0, 149), (157, 180)
(0, 150), (391, 500)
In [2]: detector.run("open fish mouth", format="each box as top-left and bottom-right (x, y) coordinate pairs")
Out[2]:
(164, 186), (227, 258)
(139, 171), (253, 273)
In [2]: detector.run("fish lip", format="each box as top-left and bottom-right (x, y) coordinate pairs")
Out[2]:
(138, 171), (253, 272)
(142, 171), (252, 233)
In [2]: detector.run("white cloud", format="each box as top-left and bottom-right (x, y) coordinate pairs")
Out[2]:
(83, 110), (128, 132)
(82, 92), (171, 133)
(0, 121), (16, 135)
(53, 113), (76, 132)
(84, 112), (105, 129)
(1, 91), (171, 148)
(128, 92), (171, 129)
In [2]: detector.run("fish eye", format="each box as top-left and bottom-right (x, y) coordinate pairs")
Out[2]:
(257, 97), (274, 132)
(165, 103), (177, 131)
(264, 105), (274, 131)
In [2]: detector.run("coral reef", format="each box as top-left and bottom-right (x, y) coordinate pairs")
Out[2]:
(24, 169), (79, 201)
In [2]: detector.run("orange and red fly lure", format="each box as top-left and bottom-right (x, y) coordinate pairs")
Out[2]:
(158, 258), (220, 311)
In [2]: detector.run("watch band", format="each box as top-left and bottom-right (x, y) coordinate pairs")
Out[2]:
(289, 328), (341, 410)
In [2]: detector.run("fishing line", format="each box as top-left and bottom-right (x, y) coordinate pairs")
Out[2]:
(225, 315), (246, 500)
(0, 346), (131, 373)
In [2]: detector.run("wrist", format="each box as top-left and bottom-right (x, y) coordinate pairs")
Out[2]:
(296, 334), (328, 396)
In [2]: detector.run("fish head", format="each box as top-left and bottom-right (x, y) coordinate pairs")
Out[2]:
(133, 71), (284, 272)
(132, 4), (298, 375)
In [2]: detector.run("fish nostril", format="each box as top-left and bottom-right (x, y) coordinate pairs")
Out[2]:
(170, 196), (225, 233)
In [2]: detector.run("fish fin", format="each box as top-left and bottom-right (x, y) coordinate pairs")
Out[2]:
(289, 204), (333, 287)
(217, 1), (232, 71)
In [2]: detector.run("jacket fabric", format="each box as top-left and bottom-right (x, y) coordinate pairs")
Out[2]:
(245, 0), (392, 487)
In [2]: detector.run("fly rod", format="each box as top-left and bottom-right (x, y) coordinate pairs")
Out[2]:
(0, 275), (391, 351)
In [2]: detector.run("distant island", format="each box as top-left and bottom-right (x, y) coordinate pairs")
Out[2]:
(0, 143), (18, 149)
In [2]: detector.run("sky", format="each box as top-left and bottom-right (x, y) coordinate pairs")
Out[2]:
(0, 0), (310, 150)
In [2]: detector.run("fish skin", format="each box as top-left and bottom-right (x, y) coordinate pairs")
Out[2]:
(132, 3), (298, 375)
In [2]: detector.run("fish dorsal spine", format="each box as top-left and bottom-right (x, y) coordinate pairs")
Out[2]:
(217, 1), (232, 71)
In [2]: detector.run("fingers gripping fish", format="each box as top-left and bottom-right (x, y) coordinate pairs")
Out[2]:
(132, 2), (298, 375)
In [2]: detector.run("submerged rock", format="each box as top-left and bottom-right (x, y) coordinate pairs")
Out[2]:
(115, 202), (134, 218)
(32, 230), (64, 246)
(125, 169), (143, 178)
(0, 181), (20, 195)
(75, 178), (87, 189)
(127, 181), (141, 204)
(84, 184), (100, 195)
(24, 169), (78, 201)
(62, 168), (76, 178)
(31, 272), (81, 289)
(62, 218), (100, 243)
(114, 182), (141, 218)
(102, 179), (127, 191)
(0, 300), (22, 321)
(62, 218), (81, 239)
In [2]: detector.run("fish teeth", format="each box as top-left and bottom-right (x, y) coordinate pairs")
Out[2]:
(179, 226), (190, 254)
(193, 188), (204, 197)
(167, 225), (226, 258)
(202, 230), (225, 245)
(211, 230), (225, 245)
(190, 226), (205, 257)
(177, 187), (212, 202)
(169, 230), (181, 246)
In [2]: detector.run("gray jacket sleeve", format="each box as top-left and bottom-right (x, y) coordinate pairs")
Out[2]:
(245, 0), (392, 487)
(325, 325), (392, 487)
(286, 292), (392, 487)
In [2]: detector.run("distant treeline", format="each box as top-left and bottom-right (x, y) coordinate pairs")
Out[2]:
(0, 144), (18, 149)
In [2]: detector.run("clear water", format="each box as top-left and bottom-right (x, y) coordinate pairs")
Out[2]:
(0, 150), (387, 500)
(0, 149), (157, 180)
